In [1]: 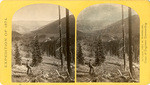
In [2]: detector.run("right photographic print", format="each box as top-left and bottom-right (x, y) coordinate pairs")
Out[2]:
(77, 4), (140, 82)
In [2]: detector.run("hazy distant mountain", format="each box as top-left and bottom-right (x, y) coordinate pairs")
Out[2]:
(77, 20), (109, 32)
(12, 31), (21, 36)
(12, 24), (28, 34)
(12, 21), (52, 34)
(26, 15), (75, 38)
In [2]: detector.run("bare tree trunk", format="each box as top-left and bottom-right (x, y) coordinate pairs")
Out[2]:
(54, 41), (56, 57)
(58, 5), (63, 70)
(122, 5), (126, 71)
(66, 8), (71, 75)
(128, 7), (133, 76)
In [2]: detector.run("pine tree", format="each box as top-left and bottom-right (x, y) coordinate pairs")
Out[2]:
(94, 37), (105, 66)
(14, 43), (21, 65)
(31, 35), (42, 66)
(77, 42), (84, 65)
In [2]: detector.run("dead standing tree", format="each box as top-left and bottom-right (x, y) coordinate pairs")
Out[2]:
(58, 5), (63, 70)
(121, 5), (126, 71)
(128, 7), (133, 77)
(66, 8), (71, 75)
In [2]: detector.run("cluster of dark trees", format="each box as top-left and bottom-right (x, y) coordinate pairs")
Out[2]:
(77, 42), (84, 65)
(14, 43), (21, 65)
(77, 36), (105, 66)
(41, 38), (56, 57)
(94, 37), (105, 66)
(14, 35), (43, 66)
(30, 36), (43, 66)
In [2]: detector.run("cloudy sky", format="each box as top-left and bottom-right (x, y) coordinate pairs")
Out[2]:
(78, 4), (137, 21)
(77, 4), (138, 31)
(13, 4), (72, 21)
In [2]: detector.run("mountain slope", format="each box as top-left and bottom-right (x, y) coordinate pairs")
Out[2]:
(31, 15), (75, 36)
(94, 15), (140, 41)
(12, 31), (22, 41)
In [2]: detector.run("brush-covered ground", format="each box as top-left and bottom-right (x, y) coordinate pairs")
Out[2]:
(77, 55), (139, 82)
(12, 41), (75, 82)
(12, 55), (75, 82)
(77, 40), (139, 82)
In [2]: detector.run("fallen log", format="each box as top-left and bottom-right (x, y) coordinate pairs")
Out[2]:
(56, 70), (74, 82)
(56, 70), (65, 81)
(106, 62), (121, 67)
(77, 73), (89, 77)
(117, 69), (123, 76)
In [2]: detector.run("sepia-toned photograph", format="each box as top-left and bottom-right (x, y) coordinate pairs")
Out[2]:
(77, 4), (140, 82)
(12, 4), (75, 82)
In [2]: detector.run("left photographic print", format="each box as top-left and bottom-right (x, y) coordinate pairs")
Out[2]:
(12, 4), (75, 82)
